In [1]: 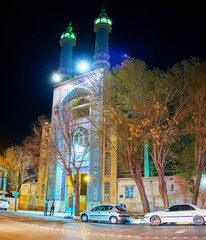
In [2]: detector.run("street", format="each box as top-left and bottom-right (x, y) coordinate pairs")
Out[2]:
(0, 211), (206, 240)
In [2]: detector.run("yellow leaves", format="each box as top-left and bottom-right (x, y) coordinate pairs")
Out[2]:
(154, 101), (160, 110)
(141, 118), (150, 127)
(128, 123), (143, 139)
(118, 117), (122, 124)
(150, 127), (162, 141)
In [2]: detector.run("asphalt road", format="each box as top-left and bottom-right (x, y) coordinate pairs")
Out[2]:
(0, 211), (206, 240)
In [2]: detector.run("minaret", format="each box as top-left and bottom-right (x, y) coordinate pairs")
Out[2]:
(93, 8), (112, 69)
(58, 21), (76, 79)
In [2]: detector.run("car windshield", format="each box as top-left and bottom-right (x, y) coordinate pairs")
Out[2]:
(116, 206), (126, 211)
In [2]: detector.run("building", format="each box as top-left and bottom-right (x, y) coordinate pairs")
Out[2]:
(36, 8), (118, 214)
(35, 8), (206, 215)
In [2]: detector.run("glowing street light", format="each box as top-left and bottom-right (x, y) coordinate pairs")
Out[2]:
(85, 176), (90, 182)
(52, 73), (62, 83)
(76, 61), (90, 74)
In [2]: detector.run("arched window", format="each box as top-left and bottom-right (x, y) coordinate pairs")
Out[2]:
(105, 127), (111, 148)
(72, 127), (89, 146)
(104, 182), (110, 194)
(105, 152), (110, 175)
(43, 163), (47, 180)
(71, 97), (90, 119)
(73, 98), (89, 107)
(41, 184), (45, 200)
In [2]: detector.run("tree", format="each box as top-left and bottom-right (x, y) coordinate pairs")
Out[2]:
(49, 101), (95, 216)
(144, 68), (189, 208)
(2, 144), (34, 211)
(25, 115), (48, 166)
(3, 145), (33, 193)
(97, 58), (151, 214)
(173, 57), (206, 204)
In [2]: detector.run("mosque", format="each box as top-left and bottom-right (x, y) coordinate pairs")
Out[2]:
(36, 8), (119, 214)
(33, 8), (206, 215)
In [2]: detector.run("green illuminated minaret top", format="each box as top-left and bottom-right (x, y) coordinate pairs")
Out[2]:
(93, 7), (112, 69)
(94, 7), (112, 31)
(58, 21), (76, 79)
(60, 21), (76, 45)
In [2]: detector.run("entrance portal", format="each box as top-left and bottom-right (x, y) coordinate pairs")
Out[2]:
(65, 174), (88, 215)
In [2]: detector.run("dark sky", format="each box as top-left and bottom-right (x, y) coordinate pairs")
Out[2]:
(0, 0), (205, 150)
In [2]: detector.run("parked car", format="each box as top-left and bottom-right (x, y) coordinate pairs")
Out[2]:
(0, 198), (9, 210)
(80, 205), (130, 224)
(144, 204), (206, 225)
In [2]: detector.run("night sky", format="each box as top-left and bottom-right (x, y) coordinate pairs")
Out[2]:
(0, 0), (205, 150)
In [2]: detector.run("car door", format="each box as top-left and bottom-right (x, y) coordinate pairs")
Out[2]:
(101, 205), (113, 221)
(161, 205), (182, 223)
(89, 206), (103, 220)
(180, 204), (196, 223)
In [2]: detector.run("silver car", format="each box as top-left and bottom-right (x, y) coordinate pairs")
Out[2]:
(80, 205), (130, 224)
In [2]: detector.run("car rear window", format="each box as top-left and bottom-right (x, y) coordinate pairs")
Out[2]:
(116, 206), (126, 211)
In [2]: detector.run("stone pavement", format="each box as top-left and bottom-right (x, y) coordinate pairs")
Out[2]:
(6, 209), (143, 224)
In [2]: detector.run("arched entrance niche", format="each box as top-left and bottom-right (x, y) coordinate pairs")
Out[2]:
(61, 87), (92, 108)
(58, 87), (92, 213)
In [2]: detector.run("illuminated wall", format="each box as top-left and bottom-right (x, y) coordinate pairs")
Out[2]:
(46, 69), (104, 211)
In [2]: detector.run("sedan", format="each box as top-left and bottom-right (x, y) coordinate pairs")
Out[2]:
(80, 205), (130, 224)
(0, 198), (9, 210)
(144, 204), (206, 225)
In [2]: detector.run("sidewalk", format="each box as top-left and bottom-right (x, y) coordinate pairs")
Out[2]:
(7, 210), (78, 219)
(7, 209), (144, 224)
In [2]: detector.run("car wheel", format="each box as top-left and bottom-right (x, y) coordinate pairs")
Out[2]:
(194, 216), (204, 225)
(81, 214), (88, 222)
(4, 209), (7, 211)
(110, 216), (118, 224)
(150, 215), (161, 226)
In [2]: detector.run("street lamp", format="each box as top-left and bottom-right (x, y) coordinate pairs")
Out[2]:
(52, 73), (62, 83)
(76, 61), (90, 74)
(85, 176), (90, 182)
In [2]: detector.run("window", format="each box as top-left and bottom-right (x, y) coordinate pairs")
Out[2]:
(181, 205), (195, 211)
(72, 107), (90, 119)
(41, 184), (45, 200)
(105, 152), (111, 175)
(72, 127), (89, 146)
(125, 186), (133, 198)
(91, 206), (103, 211)
(105, 128), (111, 148)
(168, 205), (180, 212)
(103, 205), (113, 211)
(43, 163), (47, 180)
(71, 97), (90, 119)
(104, 182), (110, 194)
(44, 139), (49, 158)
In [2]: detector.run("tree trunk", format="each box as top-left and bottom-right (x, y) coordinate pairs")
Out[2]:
(192, 170), (202, 205)
(131, 162), (150, 214)
(74, 172), (80, 216)
(158, 170), (169, 209)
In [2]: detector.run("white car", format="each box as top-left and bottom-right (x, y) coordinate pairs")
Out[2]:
(0, 198), (9, 210)
(144, 204), (206, 225)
